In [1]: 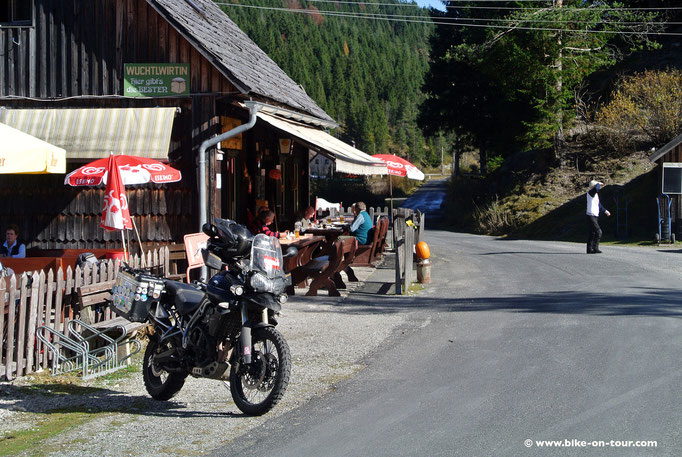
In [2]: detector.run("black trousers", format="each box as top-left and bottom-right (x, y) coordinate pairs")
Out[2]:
(586, 215), (602, 253)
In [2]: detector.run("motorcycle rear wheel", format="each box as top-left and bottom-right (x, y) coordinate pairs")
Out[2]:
(143, 338), (187, 401)
(230, 326), (291, 416)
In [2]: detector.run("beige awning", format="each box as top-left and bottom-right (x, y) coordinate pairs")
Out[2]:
(0, 107), (176, 160)
(0, 122), (66, 174)
(256, 111), (388, 176)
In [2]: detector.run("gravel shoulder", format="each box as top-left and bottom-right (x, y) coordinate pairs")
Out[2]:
(0, 259), (414, 457)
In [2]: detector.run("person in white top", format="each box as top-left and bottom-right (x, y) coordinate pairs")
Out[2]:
(586, 180), (610, 254)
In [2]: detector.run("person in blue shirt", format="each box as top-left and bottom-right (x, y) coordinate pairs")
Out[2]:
(350, 202), (373, 245)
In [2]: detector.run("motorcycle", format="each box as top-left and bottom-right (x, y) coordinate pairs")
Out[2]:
(110, 219), (296, 416)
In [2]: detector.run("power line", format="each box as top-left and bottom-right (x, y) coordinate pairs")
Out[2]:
(302, 0), (554, 6)
(216, 2), (682, 35)
(225, 2), (676, 26)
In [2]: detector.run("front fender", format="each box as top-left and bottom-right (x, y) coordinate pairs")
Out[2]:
(243, 292), (281, 312)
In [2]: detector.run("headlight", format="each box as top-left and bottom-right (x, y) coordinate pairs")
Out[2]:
(277, 294), (288, 304)
(248, 272), (275, 293)
(230, 284), (244, 296)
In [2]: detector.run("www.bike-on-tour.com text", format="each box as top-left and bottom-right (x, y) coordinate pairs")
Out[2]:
(524, 439), (658, 449)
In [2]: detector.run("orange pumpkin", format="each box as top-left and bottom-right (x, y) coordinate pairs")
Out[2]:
(415, 241), (430, 259)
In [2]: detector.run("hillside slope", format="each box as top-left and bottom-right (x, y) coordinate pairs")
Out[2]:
(216, 0), (433, 159)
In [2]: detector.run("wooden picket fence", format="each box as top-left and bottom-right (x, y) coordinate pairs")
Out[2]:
(0, 247), (170, 381)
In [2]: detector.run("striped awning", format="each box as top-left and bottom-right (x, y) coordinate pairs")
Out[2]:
(0, 107), (176, 160)
(255, 111), (388, 176)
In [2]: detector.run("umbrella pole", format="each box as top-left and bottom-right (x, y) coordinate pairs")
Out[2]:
(131, 216), (145, 260)
(389, 174), (393, 218)
(121, 230), (128, 263)
(389, 174), (394, 250)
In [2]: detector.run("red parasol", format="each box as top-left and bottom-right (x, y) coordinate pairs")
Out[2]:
(371, 154), (425, 217)
(101, 154), (133, 231)
(65, 153), (182, 259)
(64, 154), (181, 186)
(371, 154), (425, 180)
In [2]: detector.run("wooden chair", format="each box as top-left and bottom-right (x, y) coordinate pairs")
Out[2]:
(373, 216), (390, 260)
(300, 237), (356, 296)
(351, 216), (388, 267)
(183, 233), (210, 283)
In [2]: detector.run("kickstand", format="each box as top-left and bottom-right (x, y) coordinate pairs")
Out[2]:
(222, 381), (230, 393)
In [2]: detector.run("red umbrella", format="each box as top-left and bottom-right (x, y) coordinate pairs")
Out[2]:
(371, 154), (425, 180)
(371, 154), (424, 215)
(64, 154), (181, 186)
(65, 154), (182, 259)
(101, 154), (132, 232)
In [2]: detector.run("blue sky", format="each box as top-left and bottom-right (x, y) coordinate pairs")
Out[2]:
(415, 0), (447, 12)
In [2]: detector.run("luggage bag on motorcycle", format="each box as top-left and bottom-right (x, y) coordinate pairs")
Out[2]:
(110, 269), (165, 322)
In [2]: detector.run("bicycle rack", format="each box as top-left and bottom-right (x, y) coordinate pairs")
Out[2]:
(36, 319), (141, 380)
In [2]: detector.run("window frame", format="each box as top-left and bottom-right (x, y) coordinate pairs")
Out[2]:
(0, 0), (34, 28)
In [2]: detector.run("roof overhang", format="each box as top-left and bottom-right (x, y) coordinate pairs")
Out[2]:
(0, 107), (177, 160)
(649, 132), (682, 163)
(256, 111), (387, 176)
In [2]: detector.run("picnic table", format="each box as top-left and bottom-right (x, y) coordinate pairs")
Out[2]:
(303, 224), (350, 243)
(279, 234), (326, 273)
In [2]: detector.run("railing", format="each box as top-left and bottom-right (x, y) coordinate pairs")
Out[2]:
(0, 247), (169, 381)
(327, 206), (392, 220)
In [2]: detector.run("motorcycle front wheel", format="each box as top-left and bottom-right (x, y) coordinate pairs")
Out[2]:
(143, 337), (187, 401)
(230, 326), (291, 416)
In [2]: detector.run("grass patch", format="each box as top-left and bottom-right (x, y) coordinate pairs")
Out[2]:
(0, 408), (99, 457)
(406, 283), (425, 294)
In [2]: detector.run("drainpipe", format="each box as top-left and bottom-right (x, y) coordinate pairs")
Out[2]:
(198, 100), (259, 279)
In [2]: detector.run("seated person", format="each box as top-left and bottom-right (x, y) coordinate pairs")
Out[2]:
(349, 202), (373, 245)
(296, 206), (316, 230)
(254, 210), (288, 238)
(1, 224), (26, 258)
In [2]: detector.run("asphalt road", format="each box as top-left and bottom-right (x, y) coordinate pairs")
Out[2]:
(211, 232), (682, 456)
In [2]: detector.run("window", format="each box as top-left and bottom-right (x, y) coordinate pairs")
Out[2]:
(0, 1), (32, 26)
(663, 163), (682, 194)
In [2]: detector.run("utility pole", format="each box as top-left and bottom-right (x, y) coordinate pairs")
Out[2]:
(441, 144), (444, 176)
(554, 0), (565, 165)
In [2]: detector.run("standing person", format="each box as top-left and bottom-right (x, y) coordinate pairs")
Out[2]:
(1, 224), (26, 258)
(350, 202), (373, 245)
(586, 180), (610, 254)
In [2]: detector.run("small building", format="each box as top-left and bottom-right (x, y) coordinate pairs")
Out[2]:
(648, 133), (682, 235)
(0, 0), (385, 249)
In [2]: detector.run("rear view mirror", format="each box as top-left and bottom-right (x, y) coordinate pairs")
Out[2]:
(202, 223), (218, 237)
(283, 246), (298, 259)
(201, 248), (224, 269)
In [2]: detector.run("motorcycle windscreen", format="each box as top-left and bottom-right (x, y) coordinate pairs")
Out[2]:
(250, 234), (284, 278)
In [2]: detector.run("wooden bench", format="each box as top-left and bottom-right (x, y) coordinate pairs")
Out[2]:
(300, 237), (357, 296)
(76, 280), (146, 338)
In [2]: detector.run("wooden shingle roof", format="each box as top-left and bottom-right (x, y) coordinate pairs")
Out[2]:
(148, 0), (333, 122)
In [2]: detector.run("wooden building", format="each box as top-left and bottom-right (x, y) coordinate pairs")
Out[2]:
(0, 0), (385, 249)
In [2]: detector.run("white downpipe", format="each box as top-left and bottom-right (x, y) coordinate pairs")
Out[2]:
(198, 101), (259, 280)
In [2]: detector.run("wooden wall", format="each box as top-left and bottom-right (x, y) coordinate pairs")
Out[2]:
(0, 0), (235, 97)
(0, 0), (240, 248)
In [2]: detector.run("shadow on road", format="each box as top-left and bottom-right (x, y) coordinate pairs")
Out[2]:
(0, 383), (245, 418)
(309, 287), (682, 319)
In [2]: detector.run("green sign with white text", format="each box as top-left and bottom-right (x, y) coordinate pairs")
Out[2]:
(123, 63), (190, 97)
